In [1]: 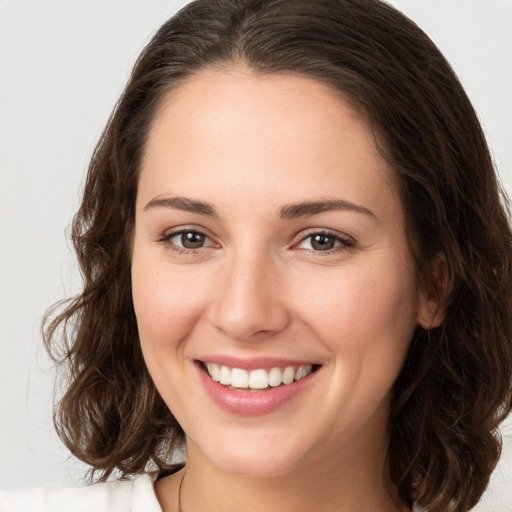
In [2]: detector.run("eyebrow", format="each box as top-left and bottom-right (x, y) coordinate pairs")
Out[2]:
(144, 196), (219, 217)
(279, 199), (376, 220)
(143, 195), (376, 221)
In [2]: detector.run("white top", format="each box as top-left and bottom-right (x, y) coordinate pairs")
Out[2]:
(0, 473), (425, 512)
(0, 473), (162, 512)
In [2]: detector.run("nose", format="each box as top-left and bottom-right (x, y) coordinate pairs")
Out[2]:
(207, 248), (291, 342)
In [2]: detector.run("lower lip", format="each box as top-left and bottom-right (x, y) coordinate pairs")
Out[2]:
(196, 363), (317, 415)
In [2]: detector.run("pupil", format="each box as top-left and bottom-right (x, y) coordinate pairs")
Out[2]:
(311, 234), (334, 251)
(181, 232), (205, 249)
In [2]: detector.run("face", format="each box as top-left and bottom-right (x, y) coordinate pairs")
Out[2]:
(132, 68), (432, 477)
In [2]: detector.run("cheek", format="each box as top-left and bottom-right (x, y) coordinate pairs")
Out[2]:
(131, 260), (207, 421)
(293, 257), (418, 363)
(131, 256), (209, 354)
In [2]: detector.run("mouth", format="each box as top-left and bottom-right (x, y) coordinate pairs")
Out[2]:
(200, 361), (318, 391)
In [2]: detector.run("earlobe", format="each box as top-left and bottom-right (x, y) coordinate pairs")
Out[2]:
(417, 253), (449, 329)
(417, 297), (445, 329)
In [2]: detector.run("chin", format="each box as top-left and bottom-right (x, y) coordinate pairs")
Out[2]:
(188, 427), (311, 478)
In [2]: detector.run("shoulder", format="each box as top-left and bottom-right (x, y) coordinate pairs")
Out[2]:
(0, 473), (161, 512)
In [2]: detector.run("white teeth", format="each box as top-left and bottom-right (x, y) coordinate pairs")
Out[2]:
(248, 369), (268, 389)
(281, 366), (295, 385)
(230, 368), (249, 388)
(206, 362), (220, 381)
(294, 364), (313, 381)
(204, 363), (314, 390)
(219, 365), (231, 385)
(268, 367), (282, 387)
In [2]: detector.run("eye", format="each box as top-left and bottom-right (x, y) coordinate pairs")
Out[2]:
(295, 231), (354, 252)
(175, 231), (207, 249)
(160, 228), (217, 251)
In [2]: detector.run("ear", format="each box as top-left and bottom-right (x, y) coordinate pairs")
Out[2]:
(417, 253), (448, 329)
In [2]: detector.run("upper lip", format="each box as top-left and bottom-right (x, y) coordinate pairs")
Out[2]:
(197, 355), (319, 371)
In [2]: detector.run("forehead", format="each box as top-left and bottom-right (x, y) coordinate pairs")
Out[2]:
(139, 67), (402, 222)
(146, 67), (370, 157)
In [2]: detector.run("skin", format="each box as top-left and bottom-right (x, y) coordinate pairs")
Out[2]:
(131, 66), (437, 512)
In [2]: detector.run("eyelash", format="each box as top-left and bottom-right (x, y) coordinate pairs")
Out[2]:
(157, 228), (355, 255)
(157, 228), (216, 255)
(292, 229), (355, 254)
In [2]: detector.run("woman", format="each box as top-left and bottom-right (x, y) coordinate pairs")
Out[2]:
(1, 0), (511, 511)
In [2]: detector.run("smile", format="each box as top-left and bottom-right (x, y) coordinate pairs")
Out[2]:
(204, 362), (314, 391)
(197, 358), (320, 415)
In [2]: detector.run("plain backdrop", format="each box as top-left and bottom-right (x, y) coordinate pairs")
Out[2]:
(1, 1), (511, 510)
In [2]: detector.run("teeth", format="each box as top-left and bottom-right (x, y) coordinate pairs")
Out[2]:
(207, 362), (220, 381)
(268, 367), (282, 387)
(294, 364), (312, 381)
(204, 363), (314, 390)
(219, 365), (231, 385)
(282, 366), (295, 385)
(248, 369), (268, 389)
(230, 368), (249, 388)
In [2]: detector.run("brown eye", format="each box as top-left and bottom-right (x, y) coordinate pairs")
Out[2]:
(161, 229), (213, 251)
(295, 231), (354, 253)
(310, 234), (336, 251)
(180, 231), (206, 249)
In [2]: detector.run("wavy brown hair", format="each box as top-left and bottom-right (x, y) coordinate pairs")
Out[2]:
(43, 0), (512, 510)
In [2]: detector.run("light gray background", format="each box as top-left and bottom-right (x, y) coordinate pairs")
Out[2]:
(1, 1), (511, 509)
